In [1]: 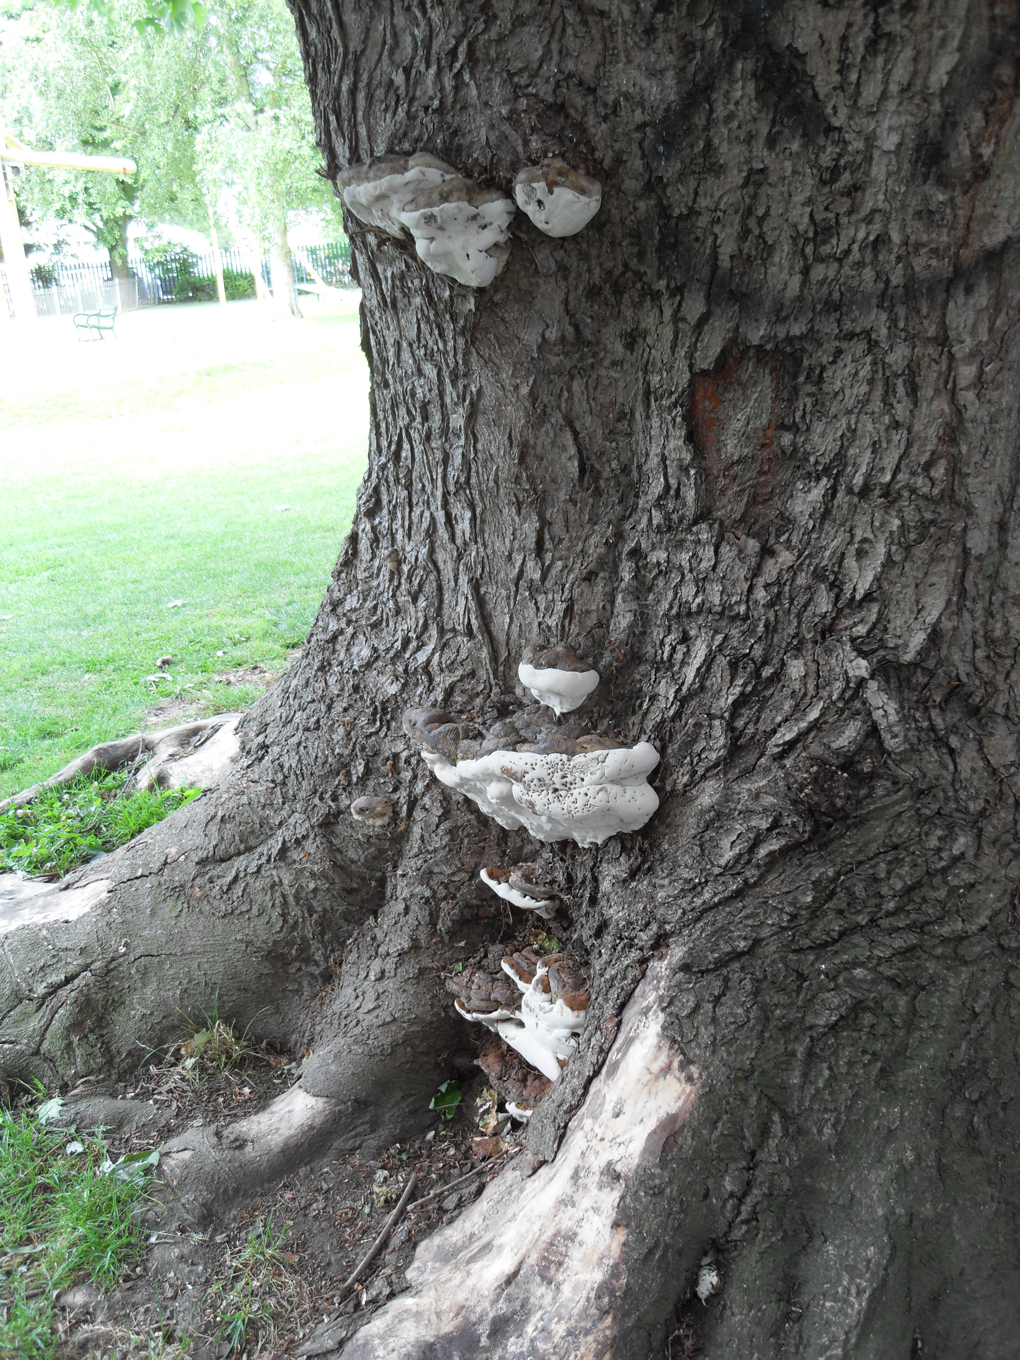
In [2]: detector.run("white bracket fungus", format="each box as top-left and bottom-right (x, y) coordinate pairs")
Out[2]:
(513, 158), (602, 237)
(338, 152), (458, 238)
(479, 864), (558, 919)
(340, 958), (699, 1360)
(403, 707), (659, 847)
(450, 950), (589, 1086)
(398, 178), (516, 288)
(696, 1259), (722, 1304)
(518, 643), (599, 716)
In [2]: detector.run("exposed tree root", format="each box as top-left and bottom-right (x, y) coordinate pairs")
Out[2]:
(0, 714), (242, 813)
(339, 956), (699, 1360)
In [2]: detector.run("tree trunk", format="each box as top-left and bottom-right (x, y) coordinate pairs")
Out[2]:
(208, 209), (227, 306)
(4, 1), (1020, 1355)
(108, 213), (136, 312)
(268, 201), (301, 317)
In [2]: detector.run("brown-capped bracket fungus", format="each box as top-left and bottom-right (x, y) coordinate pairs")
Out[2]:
(401, 707), (659, 847)
(338, 153), (516, 288)
(518, 643), (600, 716)
(349, 796), (395, 828)
(512, 158), (602, 237)
(446, 947), (590, 1088)
(476, 1035), (551, 1121)
(479, 864), (559, 920)
(338, 152), (458, 237)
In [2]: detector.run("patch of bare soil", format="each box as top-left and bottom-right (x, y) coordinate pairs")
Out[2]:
(144, 650), (303, 731)
(49, 1035), (519, 1360)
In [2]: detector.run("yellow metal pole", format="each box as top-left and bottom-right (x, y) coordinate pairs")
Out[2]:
(0, 146), (136, 175)
(0, 132), (137, 321)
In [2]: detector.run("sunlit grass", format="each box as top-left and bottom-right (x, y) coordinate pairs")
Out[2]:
(0, 1102), (156, 1358)
(0, 771), (202, 876)
(0, 297), (369, 794)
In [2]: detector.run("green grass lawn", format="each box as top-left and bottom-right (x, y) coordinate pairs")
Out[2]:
(0, 296), (369, 796)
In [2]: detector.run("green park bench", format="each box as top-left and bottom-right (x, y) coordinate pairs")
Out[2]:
(73, 305), (118, 340)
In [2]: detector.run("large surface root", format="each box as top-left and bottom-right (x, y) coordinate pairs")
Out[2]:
(0, 713), (242, 813)
(339, 956), (698, 1359)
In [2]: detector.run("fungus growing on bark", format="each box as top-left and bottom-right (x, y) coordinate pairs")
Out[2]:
(397, 178), (516, 287)
(338, 152), (458, 237)
(475, 1035), (551, 1120)
(518, 644), (600, 716)
(513, 158), (602, 237)
(447, 949), (589, 1085)
(403, 706), (659, 846)
(447, 959), (521, 1026)
(479, 864), (559, 919)
(350, 796), (395, 827)
(696, 1258), (722, 1304)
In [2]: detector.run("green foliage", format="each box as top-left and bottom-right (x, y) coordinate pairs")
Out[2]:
(0, 1102), (156, 1358)
(204, 1215), (292, 1355)
(177, 269), (256, 302)
(29, 263), (59, 288)
(172, 1001), (269, 1076)
(54, 0), (207, 35)
(0, 0), (342, 274)
(0, 773), (201, 876)
(429, 1080), (462, 1122)
(141, 245), (254, 301)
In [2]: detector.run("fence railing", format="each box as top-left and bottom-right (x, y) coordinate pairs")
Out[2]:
(29, 240), (354, 317)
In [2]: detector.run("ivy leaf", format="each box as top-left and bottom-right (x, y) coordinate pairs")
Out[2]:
(429, 1080), (461, 1122)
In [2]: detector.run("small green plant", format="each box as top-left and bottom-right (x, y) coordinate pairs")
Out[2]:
(0, 1100), (157, 1357)
(203, 1216), (295, 1355)
(29, 262), (58, 289)
(148, 995), (273, 1090)
(0, 772), (201, 876)
(429, 1079), (462, 1121)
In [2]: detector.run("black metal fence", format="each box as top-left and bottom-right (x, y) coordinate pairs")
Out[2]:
(29, 239), (354, 317)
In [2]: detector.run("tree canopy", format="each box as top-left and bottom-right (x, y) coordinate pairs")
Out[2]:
(0, 0), (339, 269)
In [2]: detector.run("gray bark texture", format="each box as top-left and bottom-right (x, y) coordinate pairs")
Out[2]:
(3, 1), (1020, 1356)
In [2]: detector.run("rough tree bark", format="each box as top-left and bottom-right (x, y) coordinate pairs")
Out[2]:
(3, 1), (1020, 1356)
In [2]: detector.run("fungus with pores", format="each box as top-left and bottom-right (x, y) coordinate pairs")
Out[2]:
(403, 707), (659, 846)
(338, 152), (458, 237)
(518, 643), (600, 716)
(403, 706), (658, 847)
(513, 158), (602, 237)
(447, 949), (589, 1085)
(479, 864), (559, 920)
(350, 796), (395, 828)
(397, 178), (516, 287)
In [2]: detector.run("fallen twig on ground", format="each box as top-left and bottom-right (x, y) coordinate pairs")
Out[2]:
(336, 1172), (419, 1303)
(407, 1148), (519, 1211)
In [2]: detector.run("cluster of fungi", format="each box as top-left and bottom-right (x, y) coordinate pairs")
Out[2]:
(340, 153), (602, 288)
(340, 149), (658, 1125)
(352, 641), (659, 1122)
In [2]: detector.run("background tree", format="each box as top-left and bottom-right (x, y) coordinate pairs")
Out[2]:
(198, 0), (333, 314)
(3, 1), (1020, 1357)
(0, 0), (336, 309)
(0, 0), (207, 300)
